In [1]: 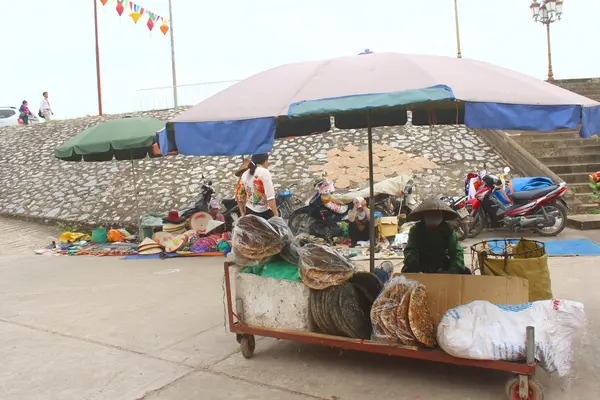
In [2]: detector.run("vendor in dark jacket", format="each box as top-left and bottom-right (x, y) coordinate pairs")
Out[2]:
(402, 197), (470, 274)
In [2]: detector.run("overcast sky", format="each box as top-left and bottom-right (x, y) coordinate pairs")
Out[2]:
(1, 0), (599, 119)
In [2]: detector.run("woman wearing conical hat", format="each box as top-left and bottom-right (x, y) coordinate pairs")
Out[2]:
(401, 197), (470, 275)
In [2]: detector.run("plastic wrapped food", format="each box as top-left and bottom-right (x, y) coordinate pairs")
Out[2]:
(299, 244), (356, 290)
(370, 276), (436, 347)
(269, 216), (301, 265)
(268, 216), (294, 246)
(231, 215), (284, 265)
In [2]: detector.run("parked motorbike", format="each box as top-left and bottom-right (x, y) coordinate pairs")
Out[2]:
(288, 178), (348, 239)
(465, 168), (569, 238)
(181, 176), (215, 219)
(439, 195), (470, 241)
(288, 174), (416, 239)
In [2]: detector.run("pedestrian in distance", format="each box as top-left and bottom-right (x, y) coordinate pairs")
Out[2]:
(19, 101), (33, 125)
(39, 91), (53, 120)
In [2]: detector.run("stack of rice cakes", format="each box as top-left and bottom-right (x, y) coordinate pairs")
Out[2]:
(299, 244), (356, 290)
(371, 276), (436, 348)
(308, 144), (438, 189)
(301, 244), (384, 340)
(232, 215), (284, 264)
(310, 272), (383, 340)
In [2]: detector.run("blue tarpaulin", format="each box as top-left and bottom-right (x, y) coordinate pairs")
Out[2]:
(494, 177), (554, 205)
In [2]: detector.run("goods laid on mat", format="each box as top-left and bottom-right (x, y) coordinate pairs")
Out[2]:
(370, 275), (436, 348)
(437, 299), (586, 377)
(309, 271), (383, 339)
(299, 244), (356, 290)
(34, 229), (137, 256)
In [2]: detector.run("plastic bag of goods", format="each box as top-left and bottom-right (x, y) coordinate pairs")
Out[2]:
(437, 299), (585, 377)
(299, 244), (356, 290)
(370, 275), (436, 348)
(268, 216), (301, 265)
(231, 215), (284, 266)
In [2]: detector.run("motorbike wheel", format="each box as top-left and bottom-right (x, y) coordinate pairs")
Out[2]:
(534, 201), (567, 237)
(466, 206), (485, 238)
(455, 221), (470, 241)
(278, 202), (293, 220)
(288, 211), (315, 236)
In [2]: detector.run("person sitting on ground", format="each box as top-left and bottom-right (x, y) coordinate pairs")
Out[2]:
(401, 197), (470, 275)
(209, 199), (225, 222)
(347, 197), (370, 248)
(19, 101), (33, 125)
(235, 153), (279, 219)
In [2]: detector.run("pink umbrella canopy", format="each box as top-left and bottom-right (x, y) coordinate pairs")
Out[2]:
(163, 52), (600, 156)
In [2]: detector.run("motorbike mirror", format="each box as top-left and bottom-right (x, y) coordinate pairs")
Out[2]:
(201, 174), (205, 180)
(208, 180), (213, 186)
(503, 167), (511, 174)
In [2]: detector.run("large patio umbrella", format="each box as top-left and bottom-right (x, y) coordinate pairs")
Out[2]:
(159, 52), (600, 271)
(56, 117), (166, 228)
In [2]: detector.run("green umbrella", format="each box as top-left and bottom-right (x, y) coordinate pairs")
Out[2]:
(55, 117), (166, 233)
(55, 117), (165, 162)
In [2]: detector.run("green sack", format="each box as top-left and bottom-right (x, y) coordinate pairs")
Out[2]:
(241, 260), (301, 282)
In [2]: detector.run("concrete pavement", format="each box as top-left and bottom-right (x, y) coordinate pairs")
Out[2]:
(0, 216), (599, 399)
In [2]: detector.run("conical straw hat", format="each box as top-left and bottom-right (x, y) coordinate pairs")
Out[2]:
(407, 197), (458, 222)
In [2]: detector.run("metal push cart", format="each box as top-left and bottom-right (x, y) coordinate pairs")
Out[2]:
(224, 263), (543, 400)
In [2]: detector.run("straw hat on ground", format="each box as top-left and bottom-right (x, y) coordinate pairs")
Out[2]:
(152, 232), (174, 246)
(137, 238), (163, 255)
(163, 222), (186, 235)
(164, 234), (188, 253)
(407, 197), (459, 222)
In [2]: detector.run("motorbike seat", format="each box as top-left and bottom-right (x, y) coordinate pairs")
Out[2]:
(222, 198), (237, 209)
(510, 185), (558, 201)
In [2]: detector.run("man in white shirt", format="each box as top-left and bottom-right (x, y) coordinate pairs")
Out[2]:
(39, 92), (53, 120)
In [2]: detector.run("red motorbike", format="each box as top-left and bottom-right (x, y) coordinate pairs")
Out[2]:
(465, 172), (569, 238)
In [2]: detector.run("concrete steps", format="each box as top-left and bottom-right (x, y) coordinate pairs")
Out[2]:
(547, 163), (600, 174)
(526, 144), (600, 158)
(508, 130), (579, 140)
(567, 214), (600, 230)
(536, 153), (600, 165)
(559, 172), (593, 184)
(506, 78), (600, 214)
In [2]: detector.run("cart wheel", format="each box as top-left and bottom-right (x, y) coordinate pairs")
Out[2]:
(240, 335), (255, 359)
(505, 376), (544, 400)
(236, 334), (242, 344)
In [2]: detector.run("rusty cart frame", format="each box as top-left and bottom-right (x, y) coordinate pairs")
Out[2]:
(224, 263), (543, 400)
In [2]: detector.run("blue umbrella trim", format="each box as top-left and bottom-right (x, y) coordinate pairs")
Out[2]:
(288, 85), (456, 118)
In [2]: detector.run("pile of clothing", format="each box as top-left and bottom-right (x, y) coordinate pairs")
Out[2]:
(35, 230), (137, 257)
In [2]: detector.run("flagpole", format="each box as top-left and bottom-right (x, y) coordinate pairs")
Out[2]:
(168, 0), (178, 108)
(93, 0), (104, 115)
(453, 0), (463, 58)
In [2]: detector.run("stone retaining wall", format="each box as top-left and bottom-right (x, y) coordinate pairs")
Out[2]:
(0, 109), (505, 225)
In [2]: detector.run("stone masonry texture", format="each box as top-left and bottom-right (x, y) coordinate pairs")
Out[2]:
(0, 109), (505, 226)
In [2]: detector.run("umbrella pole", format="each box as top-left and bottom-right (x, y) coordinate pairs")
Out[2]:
(367, 111), (375, 274)
(130, 158), (141, 239)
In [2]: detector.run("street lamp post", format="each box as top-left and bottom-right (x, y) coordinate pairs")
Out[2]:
(530, 0), (564, 81)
